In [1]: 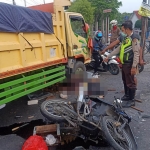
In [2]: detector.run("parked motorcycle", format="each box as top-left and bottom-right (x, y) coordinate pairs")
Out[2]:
(40, 95), (137, 150)
(86, 52), (120, 75)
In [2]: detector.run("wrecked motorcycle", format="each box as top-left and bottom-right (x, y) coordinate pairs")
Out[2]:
(40, 95), (137, 150)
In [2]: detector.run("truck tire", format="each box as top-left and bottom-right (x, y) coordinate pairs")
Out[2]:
(72, 61), (86, 74)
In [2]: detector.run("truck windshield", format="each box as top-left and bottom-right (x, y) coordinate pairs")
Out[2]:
(70, 16), (87, 39)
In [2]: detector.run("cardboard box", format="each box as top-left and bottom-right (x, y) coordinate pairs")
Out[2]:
(33, 124), (61, 147)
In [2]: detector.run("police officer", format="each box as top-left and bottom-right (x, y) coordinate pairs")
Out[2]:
(104, 21), (140, 108)
(102, 20), (145, 102)
(92, 31), (103, 74)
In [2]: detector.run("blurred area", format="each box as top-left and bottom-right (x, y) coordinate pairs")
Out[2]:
(59, 72), (107, 97)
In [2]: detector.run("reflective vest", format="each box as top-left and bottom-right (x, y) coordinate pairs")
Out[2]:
(120, 37), (133, 64)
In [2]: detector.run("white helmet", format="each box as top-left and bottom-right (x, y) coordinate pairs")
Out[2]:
(110, 20), (118, 26)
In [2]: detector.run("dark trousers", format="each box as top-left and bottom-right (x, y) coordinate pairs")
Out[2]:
(92, 52), (103, 73)
(122, 64), (136, 90)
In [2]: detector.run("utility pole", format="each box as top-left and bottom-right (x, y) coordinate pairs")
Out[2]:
(24, 0), (26, 7)
(103, 9), (112, 44)
(105, 16), (108, 43)
(12, 0), (16, 5)
(141, 0), (148, 60)
(43, 0), (45, 4)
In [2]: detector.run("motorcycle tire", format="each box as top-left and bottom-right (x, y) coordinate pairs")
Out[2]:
(108, 64), (119, 75)
(40, 99), (75, 123)
(102, 116), (135, 150)
(138, 64), (144, 73)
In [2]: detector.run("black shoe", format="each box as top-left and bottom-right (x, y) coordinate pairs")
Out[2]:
(122, 88), (136, 108)
(121, 85), (129, 101)
(122, 100), (135, 108)
(121, 95), (129, 101)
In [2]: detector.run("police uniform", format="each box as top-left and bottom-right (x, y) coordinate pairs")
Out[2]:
(119, 33), (140, 75)
(108, 32), (140, 107)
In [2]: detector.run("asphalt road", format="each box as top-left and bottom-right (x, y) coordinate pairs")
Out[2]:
(0, 54), (150, 150)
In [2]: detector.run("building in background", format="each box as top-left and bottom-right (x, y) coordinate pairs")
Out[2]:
(129, 11), (141, 28)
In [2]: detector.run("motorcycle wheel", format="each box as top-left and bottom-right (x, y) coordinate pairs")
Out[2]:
(138, 64), (144, 73)
(108, 64), (119, 75)
(102, 116), (134, 150)
(40, 99), (76, 123)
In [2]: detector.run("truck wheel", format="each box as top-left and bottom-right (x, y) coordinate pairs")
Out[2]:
(72, 61), (86, 74)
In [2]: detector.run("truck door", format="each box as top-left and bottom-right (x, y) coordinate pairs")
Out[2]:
(67, 15), (90, 61)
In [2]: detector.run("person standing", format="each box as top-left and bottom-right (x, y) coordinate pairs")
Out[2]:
(110, 20), (120, 50)
(104, 21), (140, 108)
(102, 20), (146, 101)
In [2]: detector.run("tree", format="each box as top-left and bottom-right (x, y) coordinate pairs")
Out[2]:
(88, 0), (122, 29)
(135, 19), (150, 30)
(135, 20), (142, 29)
(68, 0), (94, 24)
(116, 12), (132, 25)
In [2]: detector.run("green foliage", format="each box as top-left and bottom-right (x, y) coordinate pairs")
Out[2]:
(68, 0), (134, 30)
(134, 20), (150, 29)
(88, 0), (122, 23)
(68, 0), (94, 24)
(116, 12), (132, 25)
(135, 20), (142, 29)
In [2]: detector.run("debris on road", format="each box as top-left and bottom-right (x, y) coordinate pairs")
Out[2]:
(131, 106), (144, 112)
(27, 92), (54, 105)
(45, 134), (57, 145)
(15, 116), (23, 119)
(12, 123), (29, 132)
(135, 99), (143, 103)
(33, 124), (61, 148)
(99, 95), (104, 98)
(138, 112), (150, 119)
(28, 116), (34, 119)
(27, 100), (38, 105)
(28, 91), (53, 101)
(0, 104), (6, 110)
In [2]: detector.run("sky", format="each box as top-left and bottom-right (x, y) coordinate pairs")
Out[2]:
(119, 0), (142, 13)
(0, 0), (143, 13)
